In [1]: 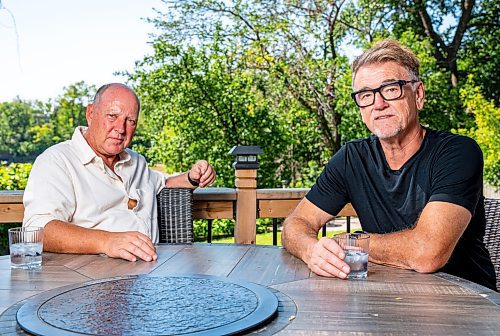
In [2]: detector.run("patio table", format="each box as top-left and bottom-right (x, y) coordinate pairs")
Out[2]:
(1, 243), (499, 335)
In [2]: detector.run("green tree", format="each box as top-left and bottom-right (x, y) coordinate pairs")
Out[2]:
(0, 100), (36, 158)
(129, 41), (288, 187)
(21, 82), (95, 156)
(50, 81), (94, 142)
(380, 0), (498, 99)
(457, 76), (500, 186)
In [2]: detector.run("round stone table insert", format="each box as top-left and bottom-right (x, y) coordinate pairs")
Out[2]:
(16, 274), (279, 335)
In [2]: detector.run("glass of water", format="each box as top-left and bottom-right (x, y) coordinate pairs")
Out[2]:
(8, 227), (44, 269)
(333, 232), (370, 279)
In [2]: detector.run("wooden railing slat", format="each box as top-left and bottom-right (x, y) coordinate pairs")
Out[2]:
(0, 189), (357, 225)
(0, 204), (24, 223)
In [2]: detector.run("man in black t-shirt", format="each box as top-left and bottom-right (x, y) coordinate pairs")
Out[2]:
(281, 39), (496, 291)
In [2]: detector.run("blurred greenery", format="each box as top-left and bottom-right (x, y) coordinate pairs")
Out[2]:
(0, 163), (32, 190)
(0, 223), (18, 256)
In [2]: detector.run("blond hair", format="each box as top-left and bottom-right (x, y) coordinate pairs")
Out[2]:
(352, 39), (420, 82)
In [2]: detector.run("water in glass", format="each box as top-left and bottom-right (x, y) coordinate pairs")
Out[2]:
(10, 242), (43, 269)
(344, 250), (368, 279)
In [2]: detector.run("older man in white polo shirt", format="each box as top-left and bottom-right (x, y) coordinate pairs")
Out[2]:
(23, 83), (216, 262)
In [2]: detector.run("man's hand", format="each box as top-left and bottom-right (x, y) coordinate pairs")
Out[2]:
(102, 231), (158, 262)
(188, 160), (216, 188)
(307, 237), (350, 278)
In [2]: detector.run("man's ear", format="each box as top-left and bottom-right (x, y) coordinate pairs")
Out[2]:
(416, 82), (425, 110)
(86, 104), (94, 126)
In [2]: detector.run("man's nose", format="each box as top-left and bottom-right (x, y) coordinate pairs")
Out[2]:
(372, 92), (388, 109)
(114, 120), (126, 134)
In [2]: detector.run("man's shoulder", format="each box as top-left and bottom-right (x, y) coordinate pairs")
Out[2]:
(428, 128), (475, 142)
(340, 136), (376, 154)
(37, 139), (75, 161)
(345, 136), (374, 146)
(124, 148), (147, 162)
(427, 129), (481, 153)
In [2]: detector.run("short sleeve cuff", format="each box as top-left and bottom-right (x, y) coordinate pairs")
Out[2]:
(428, 193), (476, 215)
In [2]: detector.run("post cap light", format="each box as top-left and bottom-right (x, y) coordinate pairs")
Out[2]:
(228, 146), (263, 169)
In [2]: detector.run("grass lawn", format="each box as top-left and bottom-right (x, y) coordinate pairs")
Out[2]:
(209, 227), (350, 246)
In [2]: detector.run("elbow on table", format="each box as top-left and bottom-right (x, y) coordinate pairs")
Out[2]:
(281, 220), (292, 249)
(409, 250), (449, 274)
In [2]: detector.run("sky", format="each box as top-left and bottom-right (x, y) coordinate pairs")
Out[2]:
(0, 0), (165, 102)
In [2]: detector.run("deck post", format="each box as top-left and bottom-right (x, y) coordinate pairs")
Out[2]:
(229, 146), (263, 244)
(234, 170), (258, 244)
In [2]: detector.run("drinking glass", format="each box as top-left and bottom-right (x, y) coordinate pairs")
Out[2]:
(333, 232), (370, 279)
(8, 227), (44, 269)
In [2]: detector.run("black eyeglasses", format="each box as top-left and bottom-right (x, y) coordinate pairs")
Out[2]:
(351, 79), (419, 108)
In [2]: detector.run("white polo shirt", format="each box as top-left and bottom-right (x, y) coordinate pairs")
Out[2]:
(23, 127), (166, 243)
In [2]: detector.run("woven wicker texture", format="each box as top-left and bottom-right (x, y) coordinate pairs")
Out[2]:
(157, 188), (193, 243)
(484, 198), (500, 290)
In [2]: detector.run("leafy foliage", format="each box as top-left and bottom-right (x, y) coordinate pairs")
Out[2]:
(0, 101), (37, 157)
(0, 82), (95, 159)
(0, 163), (32, 190)
(456, 76), (500, 186)
(129, 41), (288, 187)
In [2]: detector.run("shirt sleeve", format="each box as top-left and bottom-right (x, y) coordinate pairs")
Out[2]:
(428, 135), (483, 215)
(23, 150), (77, 228)
(306, 145), (350, 216)
(150, 168), (166, 194)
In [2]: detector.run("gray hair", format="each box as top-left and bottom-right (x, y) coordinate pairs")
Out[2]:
(352, 39), (420, 83)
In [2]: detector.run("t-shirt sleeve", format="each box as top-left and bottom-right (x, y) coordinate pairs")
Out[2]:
(428, 135), (483, 214)
(306, 145), (350, 216)
(23, 151), (77, 228)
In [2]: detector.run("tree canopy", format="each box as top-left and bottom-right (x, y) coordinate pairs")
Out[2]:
(1, 0), (498, 187)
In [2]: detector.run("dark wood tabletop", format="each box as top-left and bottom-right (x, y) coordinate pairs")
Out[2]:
(1, 243), (499, 335)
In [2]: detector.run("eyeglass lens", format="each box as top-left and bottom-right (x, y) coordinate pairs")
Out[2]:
(354, 82), (403, 107)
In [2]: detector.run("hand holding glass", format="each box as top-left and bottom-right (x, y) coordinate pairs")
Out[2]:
(333, 232), (370, 279)
(8, 227), (44, 269)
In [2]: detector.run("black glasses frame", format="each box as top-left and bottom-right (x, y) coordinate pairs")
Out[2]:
(351, 79), (419, 108)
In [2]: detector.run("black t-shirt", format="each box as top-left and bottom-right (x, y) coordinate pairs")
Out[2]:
(307, 128), (496, 290)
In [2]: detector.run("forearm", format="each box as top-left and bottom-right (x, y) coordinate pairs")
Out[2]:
(165, 172), (195, 189)
(282, 216), (320, 264)
(43, 220), (109, 255)
(369, 229), (429, 271)
(369, 202), (469, 273)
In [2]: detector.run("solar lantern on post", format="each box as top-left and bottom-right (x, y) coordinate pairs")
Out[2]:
(229, 146), (263, 244)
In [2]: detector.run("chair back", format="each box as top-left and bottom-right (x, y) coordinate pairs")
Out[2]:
(157, 188), (194, 243)
(483, 198), (500, 290)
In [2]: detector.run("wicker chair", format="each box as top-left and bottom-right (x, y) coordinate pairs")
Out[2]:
(156, 188), (194, 243)
(483, 198), (500, 290)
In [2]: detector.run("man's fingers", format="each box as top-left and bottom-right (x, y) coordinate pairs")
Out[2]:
(103, 232), (157, 262)
(310, 255), (349, 278)
(118, 249), (138, 262)
(135, 232), (156, 251)
(321, 237), (346, 258)
(308, 238), (350, 278)
(199, 169), (215, 187)
(191, 160), (208, 178)
(130, 235), (157, 261)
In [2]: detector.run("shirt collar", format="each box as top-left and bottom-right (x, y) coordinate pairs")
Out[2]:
(72, 126), (97, 165)
(72, 126), (132, 166)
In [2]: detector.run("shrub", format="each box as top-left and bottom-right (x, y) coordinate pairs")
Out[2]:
(0, 163), (32, 190)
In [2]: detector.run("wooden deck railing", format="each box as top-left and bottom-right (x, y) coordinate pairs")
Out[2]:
(0, 188), (357, 244)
